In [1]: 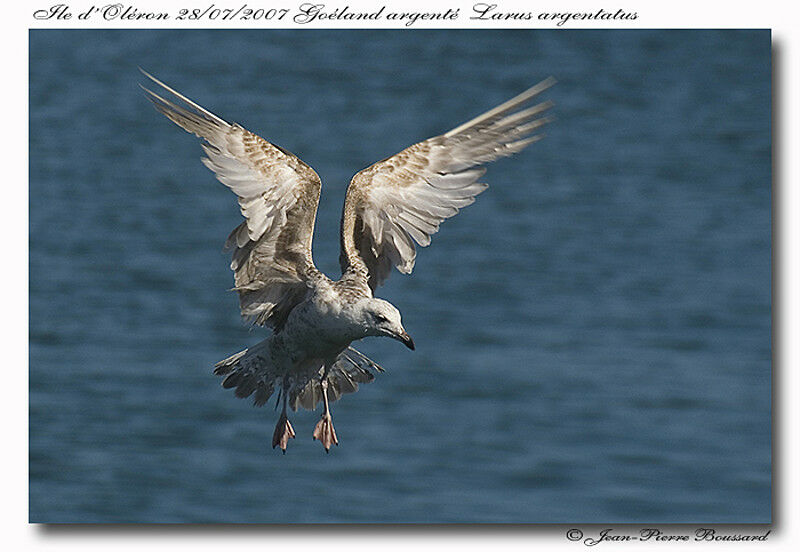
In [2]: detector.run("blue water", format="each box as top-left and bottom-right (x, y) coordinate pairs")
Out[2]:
(29, 30), (771, 523)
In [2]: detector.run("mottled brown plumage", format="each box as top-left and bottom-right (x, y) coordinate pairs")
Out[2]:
(142, 69), (554, 452)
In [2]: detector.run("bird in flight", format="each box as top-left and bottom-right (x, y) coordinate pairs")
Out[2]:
(141, 70), (554, 453)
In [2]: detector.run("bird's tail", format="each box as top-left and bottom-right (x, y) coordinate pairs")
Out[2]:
(290, 347), (385, 411)
(213, 344), (384, 411)
(213, 340), (277, 407)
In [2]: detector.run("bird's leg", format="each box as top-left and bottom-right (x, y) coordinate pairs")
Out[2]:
(312, 366), (338, 452)
(272, 377), (295, 454)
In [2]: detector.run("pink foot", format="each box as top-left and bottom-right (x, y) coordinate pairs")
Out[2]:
(312, 413), (339, 452)
(272, 412), (295, 453)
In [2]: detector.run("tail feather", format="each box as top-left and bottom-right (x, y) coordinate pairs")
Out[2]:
(342, 347), (385, 373)
(253, 380), (274, 407)
(213, 341), (277, 407)
(290, 347), (384, 411)
(214, 349), (247, 376)
(214, 343), (384, 410)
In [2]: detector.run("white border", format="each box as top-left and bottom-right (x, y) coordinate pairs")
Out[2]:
(8, 1), (797, 550)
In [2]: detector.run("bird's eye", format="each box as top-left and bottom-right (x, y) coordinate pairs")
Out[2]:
(374, 314), (389, 324)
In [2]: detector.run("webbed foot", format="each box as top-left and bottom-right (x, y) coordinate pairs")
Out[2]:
(312, 412), (338, 452)
(272, 412), (295, 453)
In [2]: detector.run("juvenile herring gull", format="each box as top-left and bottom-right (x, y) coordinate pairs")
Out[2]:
(141, 70), (555, 453)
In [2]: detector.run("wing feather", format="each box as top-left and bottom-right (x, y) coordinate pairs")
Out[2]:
(142, 70), (322, 329)
(339, 77), (555, 290)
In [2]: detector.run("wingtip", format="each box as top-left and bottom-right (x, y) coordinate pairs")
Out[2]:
(137, 69), (167, 104)
(527, 76), (557, 96)
(138, 82), (158, 98)
(444, 76), (557, 138)
(137, 69), (230, 129)
(138, 83), (162, 108)
(138, 66), (164, 87)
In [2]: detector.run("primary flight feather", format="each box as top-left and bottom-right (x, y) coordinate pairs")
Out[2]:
(142, 69), (555, 452)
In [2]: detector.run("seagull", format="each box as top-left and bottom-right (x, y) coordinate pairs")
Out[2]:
(141, 70), (555, 453)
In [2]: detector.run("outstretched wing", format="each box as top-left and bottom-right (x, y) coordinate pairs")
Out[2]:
(141, 70), (322, 329)
(339, 77), (555, 290)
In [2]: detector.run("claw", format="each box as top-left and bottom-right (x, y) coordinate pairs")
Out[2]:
(272, 412), (295, 452)
(312, 413), (338, 452)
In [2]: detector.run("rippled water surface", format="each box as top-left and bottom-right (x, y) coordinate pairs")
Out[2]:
(29, 30), (771, 523)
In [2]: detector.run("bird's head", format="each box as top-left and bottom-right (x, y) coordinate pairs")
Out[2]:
(360, 298), (414, 350)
